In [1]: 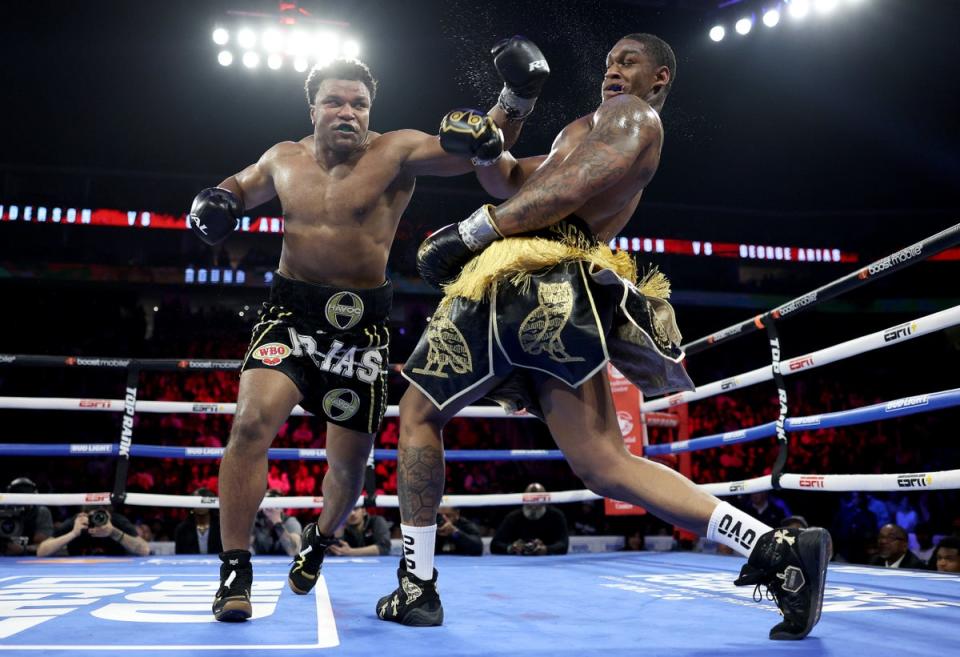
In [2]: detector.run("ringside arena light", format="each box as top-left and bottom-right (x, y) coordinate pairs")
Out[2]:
(763, 9), (781, 27)
(209, 9), (358, 75)
(237, 28), (257, 49)
(735, 17), (754, 35)
(789, 0), (812, 19)
(814, 0), (839, 13)
(709, 25), (726, 42)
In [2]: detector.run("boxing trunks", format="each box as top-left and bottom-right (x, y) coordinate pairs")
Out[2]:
(241, 272), (391, 434)
(403, 216), (694, 419)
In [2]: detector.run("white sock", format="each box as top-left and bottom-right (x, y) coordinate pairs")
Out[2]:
(400, 523), (436, 581)
(706, 501), (772, 558)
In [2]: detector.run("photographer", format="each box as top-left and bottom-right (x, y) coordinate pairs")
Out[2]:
(491, 483), (569, 556)
(36, 506), (149, 557)
(250, 489), (301, 556)
(0, 477), (53, 556)
(436, 505), (483, 556)
(327, 505), (391, 557)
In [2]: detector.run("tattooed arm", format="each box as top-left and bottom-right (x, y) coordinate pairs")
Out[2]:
(492, 94), (661, 235)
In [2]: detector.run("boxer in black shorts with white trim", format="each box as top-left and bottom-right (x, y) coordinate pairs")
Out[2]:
(186, 42), (550, 623)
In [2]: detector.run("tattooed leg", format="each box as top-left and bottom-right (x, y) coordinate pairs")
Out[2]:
(397, 390), (449, 526)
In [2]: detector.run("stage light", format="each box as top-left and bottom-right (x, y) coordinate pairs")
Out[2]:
(763, 8), (781, 27)
(288, 30), (310, 55)
(293, 57), (309, 73)
(342, 39), (360, 58)
(212, 28), (229, 45)
(242, 51), (260, 68)
(789, 0), (811, 19)
(735, 16), (754, 35)
(267, 53), (283, 70)
(237, 28), (257, 49)
(709, 25), (726, 42)
(815, 0), (839, 13)
(314, 31), (340, 65)
(262, 28), (284, 53)
(217, 50), (234, 67)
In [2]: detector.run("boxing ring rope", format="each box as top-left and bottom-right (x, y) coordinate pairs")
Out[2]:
(680, 221), (960, 355)
(1, 222), (958, 511)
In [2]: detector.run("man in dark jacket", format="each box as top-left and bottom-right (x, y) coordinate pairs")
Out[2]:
(436, 506), (482, 556)
(175, 488), (223, 555)
(491, 483), (568, 556)
(870, 524), (929, 569)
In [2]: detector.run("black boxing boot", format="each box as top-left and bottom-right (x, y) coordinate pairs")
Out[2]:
(734, 527), (832, 640)
(213, 549), (253, 622)
(288, 523), (338, 595)
(376, 559), (443, 626)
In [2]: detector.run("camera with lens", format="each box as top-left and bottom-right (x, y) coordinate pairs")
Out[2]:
(0, 509), (24, 540)
(88, 509), (110, 528)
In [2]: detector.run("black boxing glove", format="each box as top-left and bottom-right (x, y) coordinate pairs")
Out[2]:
(492, 36), (550, 119)
(416, 205), (503, 289)
(439, 109), (504, 166)
(188, 187), (242, 245)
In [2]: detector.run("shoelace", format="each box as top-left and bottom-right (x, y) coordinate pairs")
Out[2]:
(751, 583), (784, 617)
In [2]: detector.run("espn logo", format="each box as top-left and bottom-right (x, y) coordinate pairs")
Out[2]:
(720, 378), (738, 391)
(897, 474), (932, 488)
(883, 322), (918, 343)
(799, 476), (825, 488)
(728, 482), (745, 493)
(788, 357), (814, 371)
(522, 492), (551, 503)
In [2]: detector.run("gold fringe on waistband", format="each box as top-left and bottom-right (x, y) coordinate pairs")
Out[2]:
(441, 236), (671, 302)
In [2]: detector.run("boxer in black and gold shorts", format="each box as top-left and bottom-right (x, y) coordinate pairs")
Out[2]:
(241, 273), (390, 435)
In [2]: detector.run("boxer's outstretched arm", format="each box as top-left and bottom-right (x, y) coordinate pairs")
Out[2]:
(218, 143), (286, 209)
(493, 95), (660, 235)
(474, 152), (548, 199)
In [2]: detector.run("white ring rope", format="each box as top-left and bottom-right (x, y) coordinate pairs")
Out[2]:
(643, 304), (960, 412)
(4, 468), (959, 510)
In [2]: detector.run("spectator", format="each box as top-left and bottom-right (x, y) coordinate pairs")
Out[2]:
(783, 515), (809, 530)
(933, 536), (960, 574)
(893, 495), (920, 533)
(436, 506), (483, 556)
(251, 490), (301, 556)
(743, 492), (786, 528)
(38, 506), (150, 557)
(870, 524), (928, 570)
(491, 483), (569, 556)
(329, 506), (391, 556)
(832, 492), (878, 564)
(913, 522), (936, 563)
(174, 488), (223, 555)
(0, 477), (53, 557)
(621, 527), (645, 552)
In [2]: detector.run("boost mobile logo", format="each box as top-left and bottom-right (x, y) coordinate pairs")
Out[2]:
(883, 322), (918, 343)
(897, 473), (932, 488)
(325, 292), (364, 330)
(322, 388), (360, 421)
(866, 245), (923, 277)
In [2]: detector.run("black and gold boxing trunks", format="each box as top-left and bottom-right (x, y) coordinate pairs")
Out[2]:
(402, 216), (695, 419)
(241, 272), (391, 434)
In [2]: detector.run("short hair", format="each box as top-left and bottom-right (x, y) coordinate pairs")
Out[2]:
(305, 59), (377, 106)
(620, 33), (676, 96)
(783, 515), (809, 529)
(937, 536), (960, 552)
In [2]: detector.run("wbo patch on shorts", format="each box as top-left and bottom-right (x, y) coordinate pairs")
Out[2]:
(251, 342), (292, 366)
